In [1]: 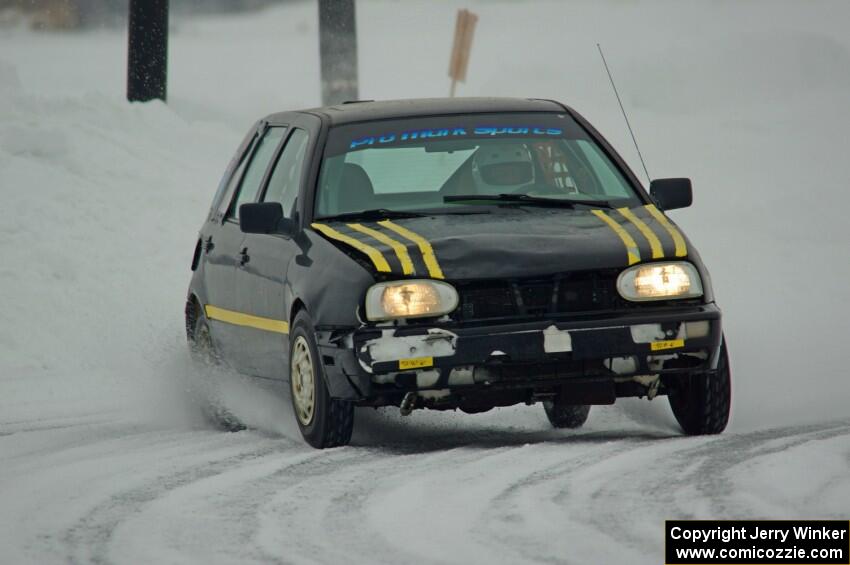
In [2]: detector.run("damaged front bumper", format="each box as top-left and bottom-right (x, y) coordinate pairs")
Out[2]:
(317, 303), (722, 405)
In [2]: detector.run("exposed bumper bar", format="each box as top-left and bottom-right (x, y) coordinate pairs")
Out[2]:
(319, 304), (722, 400)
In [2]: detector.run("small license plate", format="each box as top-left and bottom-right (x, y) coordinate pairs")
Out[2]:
(398, 356), (434, 370)
(650, 339), (685, 351)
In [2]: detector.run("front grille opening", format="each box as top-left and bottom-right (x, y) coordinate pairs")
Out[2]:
(452, 270), (697, 322)
(459, 282), (514, 319)
(518, 280), (554, 315)
(558, 272), (620, 312)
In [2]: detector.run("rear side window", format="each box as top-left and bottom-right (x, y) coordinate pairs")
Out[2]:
(227, 127), (286, 220)
(263, 128), (310, 218)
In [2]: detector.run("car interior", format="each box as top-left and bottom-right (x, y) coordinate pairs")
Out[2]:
(316, 137), (636, 217)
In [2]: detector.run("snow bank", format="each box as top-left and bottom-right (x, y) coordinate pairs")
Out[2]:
(0, 57), (233, 424)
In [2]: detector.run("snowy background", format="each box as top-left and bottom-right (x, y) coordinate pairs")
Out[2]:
(1, 1), (849, 563)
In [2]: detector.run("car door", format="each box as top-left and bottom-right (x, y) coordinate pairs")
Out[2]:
(208, 124), (287, 372)
(235, 125), (312, 379)
(196, 124), (261, 363)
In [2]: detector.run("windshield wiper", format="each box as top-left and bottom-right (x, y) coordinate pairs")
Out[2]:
(318, 208), (429, 221)
(319, 206), (493, 222)
(444, 193), (612, 209)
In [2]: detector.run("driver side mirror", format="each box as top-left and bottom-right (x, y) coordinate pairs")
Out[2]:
(649, 178), (693, 211)
(239, 202), (296, 236)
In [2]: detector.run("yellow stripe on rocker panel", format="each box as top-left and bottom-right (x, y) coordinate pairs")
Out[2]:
(346, 223), (415, 275)
(644, 204), (688, 257)
(311, 222), (392, 272)
(376, 220), (445, 279)
(591, 209), (641, 266)
(617, 207), (664, 259)
(205, 305), (289, 334)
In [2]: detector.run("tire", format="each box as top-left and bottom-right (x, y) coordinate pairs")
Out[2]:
(289, 310), (354, 448)
(543, 401), (591, 429)
(188, 309), (245, 432)
(668, 336), (731, 435)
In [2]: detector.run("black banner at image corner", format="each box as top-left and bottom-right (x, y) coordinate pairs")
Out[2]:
(665, 520), (849, 565)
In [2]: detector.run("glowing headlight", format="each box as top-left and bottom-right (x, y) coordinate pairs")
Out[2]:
(617, 262), (703, 301)
(365, 280), (459, 321)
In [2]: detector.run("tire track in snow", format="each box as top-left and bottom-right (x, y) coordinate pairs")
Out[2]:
(113, 446), (376, 565)
(659, 420), (850, 516)
(476, 432), (677, 564)
(533, 420), (850, 562)
(2, 406), (849, 565)
(62, 439), (285, 565)
(249, 420), (528, 565)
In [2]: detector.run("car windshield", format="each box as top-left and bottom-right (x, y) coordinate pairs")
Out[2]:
(315, 112), (642, 218)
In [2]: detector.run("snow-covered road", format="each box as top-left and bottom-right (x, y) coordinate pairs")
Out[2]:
(3, 390), (848, 564)
(2, 1), (849, 563)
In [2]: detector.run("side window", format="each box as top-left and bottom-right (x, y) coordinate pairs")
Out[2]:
(227, 126), (286, 220)
(262, 128), (310, 218)
(214, 134), (257, 217)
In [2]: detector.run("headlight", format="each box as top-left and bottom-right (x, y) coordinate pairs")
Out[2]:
(365, 280), (459, 321)
(617, 262), (703, 301)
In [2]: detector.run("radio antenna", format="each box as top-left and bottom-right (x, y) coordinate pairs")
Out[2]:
(596, 43), (651, 184)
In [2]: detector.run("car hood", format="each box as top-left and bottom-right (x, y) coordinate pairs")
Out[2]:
(311, 206), (690, 280)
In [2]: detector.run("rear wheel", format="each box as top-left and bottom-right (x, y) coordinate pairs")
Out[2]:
(189, 313), (219, 364)
(188, 309), (245, 432)
(289, 311), (354, 448)
(668, 336), (731, 435)
(543, 401), (591, 429)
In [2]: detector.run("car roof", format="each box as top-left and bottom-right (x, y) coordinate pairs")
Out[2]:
(265, 97), (570, 126)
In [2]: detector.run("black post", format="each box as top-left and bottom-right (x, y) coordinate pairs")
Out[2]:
(127, 0), (169, 102)
(318, 0), (358, 106)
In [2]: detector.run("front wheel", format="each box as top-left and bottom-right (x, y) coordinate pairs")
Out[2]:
(668, 336), (732, 435)
(289, 311), (354, 448)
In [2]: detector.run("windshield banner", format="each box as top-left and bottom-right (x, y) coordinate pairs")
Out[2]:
(349, 126), (564, 150)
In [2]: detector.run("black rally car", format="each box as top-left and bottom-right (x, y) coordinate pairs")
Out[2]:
(186, 98), (730, 448)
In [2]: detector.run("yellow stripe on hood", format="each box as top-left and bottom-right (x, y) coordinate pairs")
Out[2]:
(591, 209), (641, 265)
(644, 204), (688, 257)
(376, 220), (445, 279)
(347, 223), (415, 275)
(617, 207), (664, 259)
(311, 222), (392, 272)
